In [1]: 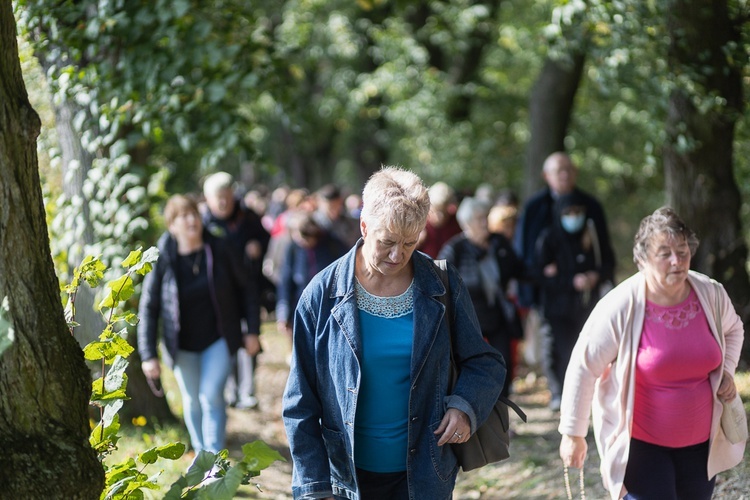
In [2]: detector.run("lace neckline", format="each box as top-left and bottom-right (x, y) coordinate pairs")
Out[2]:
(355, 279), (414, 318)
(645, 289), (701, 329)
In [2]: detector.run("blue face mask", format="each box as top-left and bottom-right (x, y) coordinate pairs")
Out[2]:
(561, 213), (586, 233)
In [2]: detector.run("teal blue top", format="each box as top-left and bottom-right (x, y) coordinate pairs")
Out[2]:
(353, 281), (414, 473)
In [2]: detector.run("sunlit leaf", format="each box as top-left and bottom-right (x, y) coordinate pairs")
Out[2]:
(0, 297), (14, 358)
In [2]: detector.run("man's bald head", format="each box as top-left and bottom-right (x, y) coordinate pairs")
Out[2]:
(542, 152), (578, 196)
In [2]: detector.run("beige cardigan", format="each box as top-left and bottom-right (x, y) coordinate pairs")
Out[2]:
(558, 270), (746, 500)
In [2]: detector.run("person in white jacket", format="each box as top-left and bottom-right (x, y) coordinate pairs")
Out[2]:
(559, 206), (745, 500)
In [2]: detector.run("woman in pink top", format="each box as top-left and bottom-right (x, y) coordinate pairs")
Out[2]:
(558, 207), (745, 500)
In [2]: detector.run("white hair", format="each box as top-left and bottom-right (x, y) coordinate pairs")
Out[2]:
(203, 171), (235, 196)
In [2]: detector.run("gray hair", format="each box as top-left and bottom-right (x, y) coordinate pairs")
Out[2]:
(360, 166), (430, 236)
(203, 171), (235, 196)
(633, 206), (700, 267)
(456, 197), (491, 231)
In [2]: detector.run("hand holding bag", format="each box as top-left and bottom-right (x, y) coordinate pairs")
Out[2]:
(435, 260), (527, 471)
(713, 284), (748, 444)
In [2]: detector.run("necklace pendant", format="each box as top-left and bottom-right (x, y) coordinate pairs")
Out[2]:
(192, 250), (202, 275)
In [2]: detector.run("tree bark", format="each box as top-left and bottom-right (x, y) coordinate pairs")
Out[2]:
(525, 52), (586, 198)
(663, 0), (750, 362)
(0, 1), (104, 496)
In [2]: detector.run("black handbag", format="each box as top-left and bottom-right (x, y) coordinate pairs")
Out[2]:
(435, 259), (527, 472)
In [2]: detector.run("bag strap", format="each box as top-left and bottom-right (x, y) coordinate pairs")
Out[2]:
(434, 259), (452, 334)
(433, 259), (527, 423)
(434, 259), (457, 388)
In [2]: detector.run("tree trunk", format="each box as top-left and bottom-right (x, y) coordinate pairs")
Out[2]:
(525, 52), (586, 198)
(0, 2), (104, 496)
(663, 0), (750, 363)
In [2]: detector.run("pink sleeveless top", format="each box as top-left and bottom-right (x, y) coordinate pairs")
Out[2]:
(632, 288), (721, 447)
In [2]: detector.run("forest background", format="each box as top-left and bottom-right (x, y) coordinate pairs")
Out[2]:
(3, 0), (750, 497)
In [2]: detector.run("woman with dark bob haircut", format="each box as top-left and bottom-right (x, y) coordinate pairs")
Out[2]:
(558, 207), (745, 499)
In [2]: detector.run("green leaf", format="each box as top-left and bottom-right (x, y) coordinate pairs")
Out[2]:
(184, 450), (217, 487)
(163, 477), (188, 500)
(0, 297), (14, 358)
(102, 399), (124, 428)
(79, 256), (107, 288)
(137, 446), (159, 465)
(83, 335), (133, 362)
(100, 274), (135, 309)
(122, 312), (139, 326)
(104, 355), (129, 393)
(241, 440), (286, 472)
(90, 414), (121, 451)
(120, 247), (143, 268)
(156, 442), (187, 460)
(196, 464), (245, 500)
(104, 457), (137, 488)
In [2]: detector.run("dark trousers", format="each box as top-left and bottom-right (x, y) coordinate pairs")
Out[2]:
(356, 468), (409, 500)
(542, 315), (583, 398)
(623, 438), (715, 500)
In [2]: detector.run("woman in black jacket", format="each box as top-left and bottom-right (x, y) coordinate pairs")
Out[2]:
(438, 197), (526, 397)
(137, 194), (260, 454)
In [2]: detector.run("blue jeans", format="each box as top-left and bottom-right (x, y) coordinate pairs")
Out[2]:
(173, 338), (232, 453)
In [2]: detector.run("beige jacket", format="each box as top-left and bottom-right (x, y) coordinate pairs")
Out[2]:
(558, 270), (745, 500)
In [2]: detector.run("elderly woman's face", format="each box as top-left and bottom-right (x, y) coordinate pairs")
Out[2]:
(360, 221), (421, 277)
(642, 232), (691, 289)
(464, 210), (490, 244)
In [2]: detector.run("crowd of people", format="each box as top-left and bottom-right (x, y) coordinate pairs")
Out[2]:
(135, 153), (745, 499)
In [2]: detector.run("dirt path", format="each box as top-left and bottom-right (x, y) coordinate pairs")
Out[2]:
(227, 328), (747, 499)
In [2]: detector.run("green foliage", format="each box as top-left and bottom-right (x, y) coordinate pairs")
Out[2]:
(63, 248), (284, 499)
(0, 297), (14, 358)
(16, 0), (750, 277)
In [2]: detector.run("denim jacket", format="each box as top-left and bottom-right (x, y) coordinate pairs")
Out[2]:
(282, 241), (506, 499)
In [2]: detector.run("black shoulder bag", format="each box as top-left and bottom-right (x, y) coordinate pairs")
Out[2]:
(435, 259), (527, 472)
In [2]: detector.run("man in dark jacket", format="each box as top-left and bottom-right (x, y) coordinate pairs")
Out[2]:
(202, 172), (270, 410)
(514, 152), (615, 410)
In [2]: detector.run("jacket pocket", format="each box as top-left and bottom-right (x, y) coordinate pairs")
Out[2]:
(428, 420), (459, 481)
